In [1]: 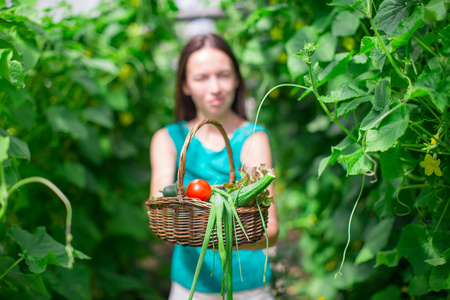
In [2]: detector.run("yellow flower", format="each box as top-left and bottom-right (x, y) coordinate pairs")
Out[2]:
(318, 297), (326, 300)
(270, 26), (283, 41)
(296, 20), (307, 29)
(431, 134), (439, 145)
(419, 154), (442, 176)
(277, 52), (287, 64)
(269, 88), (280, 99)
(342, 37), (355, 51)
(119, 111), (134, 127)
(325, 260), (336, 271)
(119, 64), (133, 81)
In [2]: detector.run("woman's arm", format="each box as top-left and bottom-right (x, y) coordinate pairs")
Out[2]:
(237, 131), (279, 250)
(149, 128), (178, 199)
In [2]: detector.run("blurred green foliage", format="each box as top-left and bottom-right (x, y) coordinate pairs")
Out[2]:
(1, 0), (449, 299)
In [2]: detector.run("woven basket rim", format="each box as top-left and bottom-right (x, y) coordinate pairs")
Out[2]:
(175, 119), (236, 196)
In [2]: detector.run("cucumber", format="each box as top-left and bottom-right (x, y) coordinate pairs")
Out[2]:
(160, 182), (186, 197)
(230, 172), (275, 206)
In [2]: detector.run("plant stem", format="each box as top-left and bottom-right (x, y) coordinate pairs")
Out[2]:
(308, 67), (358, 142)
(335, 175), (366, 278)
(434, 192), (449, 233)
(242, 83), (313, 166)
(412, 35), (437, 57)
(0, 165), (8, 220)
(0, 255), (25, 280)
(8, 176), (74, 268)
(369, 18), (412, 94)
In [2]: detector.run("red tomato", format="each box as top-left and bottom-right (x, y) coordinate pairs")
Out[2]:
(186, 179), (212, 201)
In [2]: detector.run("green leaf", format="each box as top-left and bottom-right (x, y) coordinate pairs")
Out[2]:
(379, 146), (417, 180)
(81, 57), (119, 74)
(337, 95), (373, 118)
(0, 49), (12, 81)
(390, 6), (425, 52)
(9, 60), (25, 88)
(79, 127), (103, 165)
(339, 147), (372, 176)
(397, 224), (441, 276)
(318, 52), (352, 83)
(355, 217), (395, 265)
(443, 248), (450, 260)
(97, 269), (144, 297)
(14, 5), (41, 24)
(373, 179), (398, 218)
(69, 70), (100, 96)
(103, 88), (128, 111)
(0, 130), (30, 160)
(329, 0), (366, 11)
(331, 10), (362, 37)
(359, 104), (389, 131)
(82, 106), (114, 129)
(318, 135), (354, 177)
(373, 0), (410, 35)
(108, 201), (151, 241)
(313, 32), (337, 62)
(10, 29), (41, 70)
(242, 38), (265, 65)
(373, 77), (391, 111)
(375, 249), (401, 267)
(48, 264), (91, 300)
(429, 262), (450, 291)
(414, 72), (449, 113)
(4, 88), (36, 129)
(424, 0), (448, 25)
(7, 226), (90, 274)
(408, 272), (430, 297)
(359, 36), (376, 55)
(45, 105), (89, 140)
(440, 25), (450, 55)
(365, 103), (410, 153)
(322, 82), (365, 103)
(56, 162), (87, 189)
(113, 134), (138, 159)
(0, 136), (10, 163)
(0, 256), (49, 295)
(369, 285), (401, 300)
(425, 257), (446, 266)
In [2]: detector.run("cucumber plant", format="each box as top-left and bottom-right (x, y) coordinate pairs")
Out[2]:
(0, 136), (89, 296)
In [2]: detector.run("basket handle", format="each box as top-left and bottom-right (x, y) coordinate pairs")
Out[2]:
(176, 119), (236, 196)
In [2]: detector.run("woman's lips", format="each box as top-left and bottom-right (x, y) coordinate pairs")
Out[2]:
(210, 98), (224, 106)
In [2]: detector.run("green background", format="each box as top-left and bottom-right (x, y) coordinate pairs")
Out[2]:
(1, 0), (449, 299)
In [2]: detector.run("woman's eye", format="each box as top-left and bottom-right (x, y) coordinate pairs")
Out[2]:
(218, 73), (231, 78)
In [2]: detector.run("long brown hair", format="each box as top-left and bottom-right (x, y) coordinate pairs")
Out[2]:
(175, 34), (246, 121)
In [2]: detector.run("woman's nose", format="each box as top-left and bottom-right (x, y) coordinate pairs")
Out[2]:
(210, 76), (220, 94)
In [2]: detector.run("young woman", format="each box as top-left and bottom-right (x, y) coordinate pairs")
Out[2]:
(149, 33), (278, 299)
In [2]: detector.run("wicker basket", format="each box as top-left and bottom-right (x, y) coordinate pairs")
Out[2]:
(146, 119), (269, 248)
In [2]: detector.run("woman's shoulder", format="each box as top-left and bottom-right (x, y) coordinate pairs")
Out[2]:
(164, 120), (187, 131)
(237, 121), (268, 136)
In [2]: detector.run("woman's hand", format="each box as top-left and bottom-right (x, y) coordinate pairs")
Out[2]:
(149, 128), (178, 199)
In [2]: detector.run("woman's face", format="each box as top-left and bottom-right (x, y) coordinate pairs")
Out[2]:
(182, 47), (239, 119)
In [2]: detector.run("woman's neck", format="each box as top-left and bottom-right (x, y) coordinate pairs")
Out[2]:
(189, 111), (246, 135)
(187, 111), (247, 151)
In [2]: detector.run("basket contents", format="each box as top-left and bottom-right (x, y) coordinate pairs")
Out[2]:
(182, 165), (276, 300)
(185, 179), (212, 202)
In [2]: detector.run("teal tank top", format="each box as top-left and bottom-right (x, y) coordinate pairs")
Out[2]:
(165, 120), (273, 293)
